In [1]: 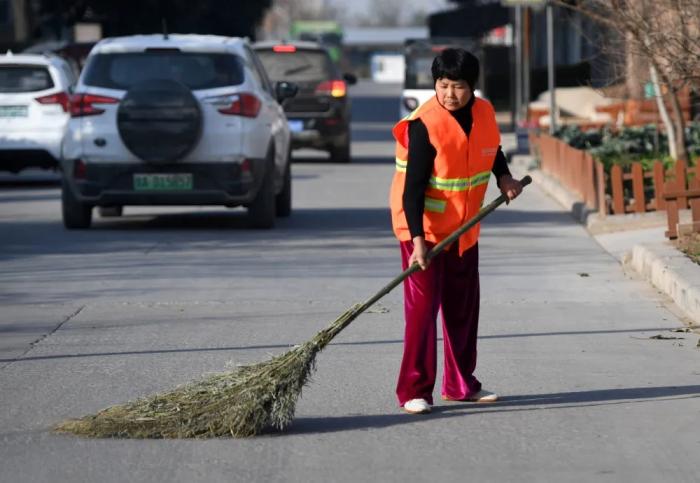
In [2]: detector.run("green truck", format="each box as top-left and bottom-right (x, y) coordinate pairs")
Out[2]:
(290, 20), (343, 63)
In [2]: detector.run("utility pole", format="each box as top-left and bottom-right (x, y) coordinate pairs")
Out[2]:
(514, 5), (523, 125)
(10, 0), (29, 43)
(504, 0), (549, 132)
(523, 7), (530, 123)
(547, 1), (557, 134)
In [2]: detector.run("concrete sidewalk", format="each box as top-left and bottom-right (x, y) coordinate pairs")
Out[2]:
(511, 155), (700, 327)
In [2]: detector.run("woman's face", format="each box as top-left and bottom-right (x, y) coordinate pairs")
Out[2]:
(435, 77), (472, 111)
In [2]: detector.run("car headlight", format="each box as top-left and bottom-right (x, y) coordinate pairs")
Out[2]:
(403, 97), (419, 112)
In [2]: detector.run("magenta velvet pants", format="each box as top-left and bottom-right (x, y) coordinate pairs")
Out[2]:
(396, 240), (482, 406)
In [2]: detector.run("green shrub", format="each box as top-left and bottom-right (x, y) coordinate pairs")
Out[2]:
(687, 123), (700, 157)
(553, 125), (603, 149)
(552, 122), (700, 173)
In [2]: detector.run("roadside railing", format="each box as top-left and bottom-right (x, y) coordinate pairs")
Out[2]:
(530, 133), (700, 239)
(533, 133), (606, 215)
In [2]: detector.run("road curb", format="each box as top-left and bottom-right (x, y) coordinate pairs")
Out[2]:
(624, 243), (700, 324)
(509, 155), (595, 225)
(510, 155), (700, 325)
(527, 168), (596, 225)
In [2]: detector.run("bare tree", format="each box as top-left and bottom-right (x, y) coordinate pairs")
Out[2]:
(555, 0), (700, 162)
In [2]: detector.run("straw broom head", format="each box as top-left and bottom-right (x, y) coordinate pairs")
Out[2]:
(54, 306), (357, 438)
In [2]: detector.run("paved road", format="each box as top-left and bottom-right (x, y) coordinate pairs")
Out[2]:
(1, 82), (698, 482)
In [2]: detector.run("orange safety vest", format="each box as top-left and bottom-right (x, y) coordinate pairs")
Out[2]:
(390, 95), (500, 255)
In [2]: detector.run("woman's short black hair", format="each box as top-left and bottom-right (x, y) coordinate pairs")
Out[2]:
(431, 48), (479, 90)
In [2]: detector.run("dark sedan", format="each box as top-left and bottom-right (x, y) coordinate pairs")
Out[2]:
(254, 41), (356, 163)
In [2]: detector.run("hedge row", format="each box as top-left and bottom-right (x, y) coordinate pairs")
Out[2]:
(552, 123), (700, 172)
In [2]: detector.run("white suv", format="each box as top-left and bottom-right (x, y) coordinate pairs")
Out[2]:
(0, 52), (76, 173)
(61, 34), (296, 229)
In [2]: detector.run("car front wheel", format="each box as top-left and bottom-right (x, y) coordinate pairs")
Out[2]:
(62, 180), (92, 229)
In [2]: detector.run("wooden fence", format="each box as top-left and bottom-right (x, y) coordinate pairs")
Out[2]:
(531, 133), (700, 238)
(533, 133), (606, 216)
(663, 170), (700, 239)
(607, 160), (696, 215)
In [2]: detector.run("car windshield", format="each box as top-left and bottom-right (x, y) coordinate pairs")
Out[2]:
(82, 52), (244, 90)
(404, 54), (437, 90)
(256, 49), (333, 83)
(404, 41), (480, 90)
(0, 65), (54, 93)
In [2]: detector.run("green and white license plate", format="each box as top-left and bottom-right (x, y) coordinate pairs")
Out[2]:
(0, 105), (28, 118)
(133, 173), (193, 191)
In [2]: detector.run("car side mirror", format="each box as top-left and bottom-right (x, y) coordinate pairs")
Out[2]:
(275, 81), (298, 102)
(343, 73), (357, 85)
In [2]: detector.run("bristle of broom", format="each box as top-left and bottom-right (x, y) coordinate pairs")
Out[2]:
(54, 305), (362, 438)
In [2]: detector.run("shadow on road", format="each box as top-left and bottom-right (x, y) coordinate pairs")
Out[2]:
(0, 206), (392, 253)
(351, 96), (400, 124)
(0, 179), (60, 189)
(347, 155), (394, 165)
(287, 385), (700, 436)
(0, 191), (60, 203)
(0, 205), (588, 262)
(0, 326), (683, 363)
(351, 127), (394, 142)
(292, 154), (394, 165)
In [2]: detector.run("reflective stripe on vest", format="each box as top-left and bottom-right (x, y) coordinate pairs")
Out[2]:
(396, 157), (407, 172)
(428, 170), (491, 191)
(396, 158), (490, 192)
(424, 197), (446, 213)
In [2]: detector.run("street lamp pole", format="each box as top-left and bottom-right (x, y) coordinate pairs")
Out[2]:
(547, 1), (557, 134)
(523, 7), (530, 121)
(515, 5), (523, 125)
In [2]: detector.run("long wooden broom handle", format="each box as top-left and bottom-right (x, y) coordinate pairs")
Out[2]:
(355, 175), (532, 314)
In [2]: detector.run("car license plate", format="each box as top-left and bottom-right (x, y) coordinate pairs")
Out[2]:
(0, 105), (28, 118)
(133, 173), (193, 191)
(288, 120), (304, 132)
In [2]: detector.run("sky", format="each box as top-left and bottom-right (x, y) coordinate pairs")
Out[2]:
(325, 0), (451, 26)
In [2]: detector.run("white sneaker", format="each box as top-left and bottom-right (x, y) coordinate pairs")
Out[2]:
(442, 389), (499, 403)
(403, 398), (432, 414)
(468, 389), (498, 403)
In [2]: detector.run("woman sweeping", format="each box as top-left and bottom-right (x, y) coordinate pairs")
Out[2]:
(390, 48), (523, 414)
